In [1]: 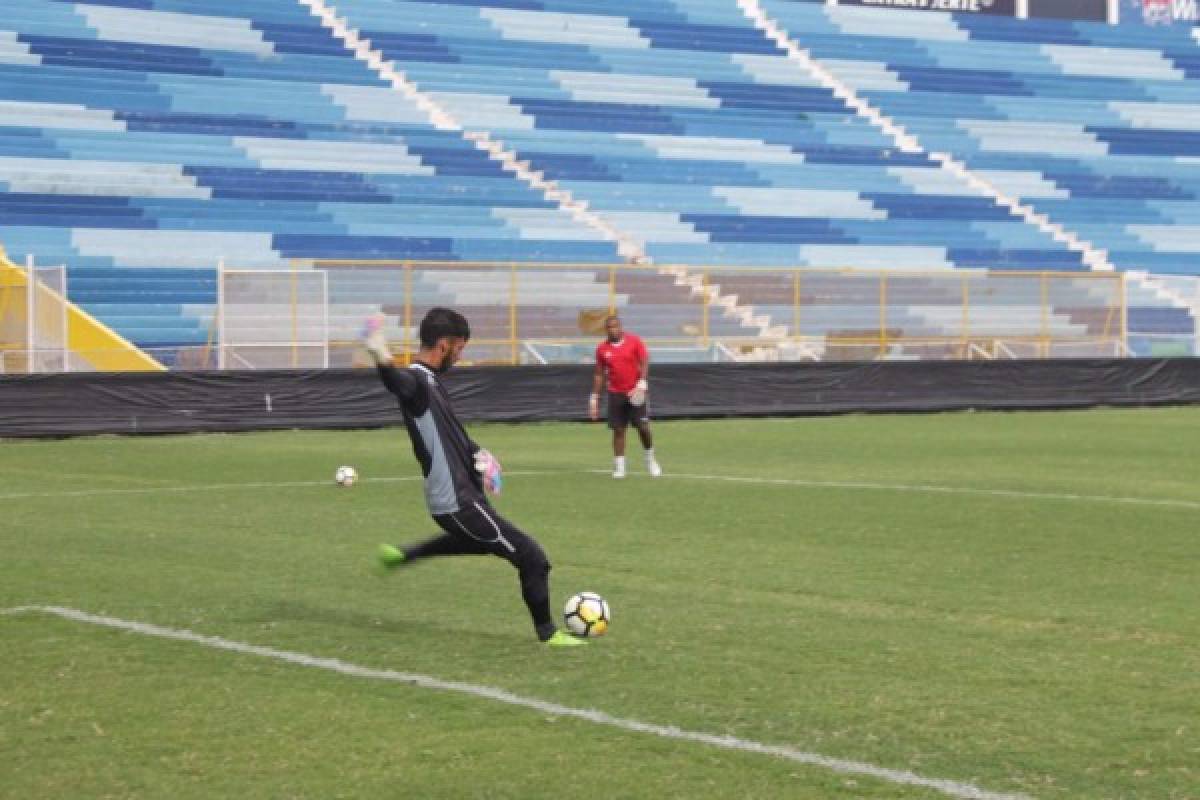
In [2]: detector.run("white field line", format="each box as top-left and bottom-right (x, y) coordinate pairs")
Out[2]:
(0, 471), (551, 501)
(657, 472), (1200, 512)
(2, 605), (1030, 800)
(2, 469), (1197, 512)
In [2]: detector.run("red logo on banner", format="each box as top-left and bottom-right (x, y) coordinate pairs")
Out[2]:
(1131, 0), (1199, 24)
(1139, 0), (1174, 24)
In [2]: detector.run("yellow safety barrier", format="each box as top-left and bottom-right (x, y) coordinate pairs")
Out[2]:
(0, 246), (165, 373)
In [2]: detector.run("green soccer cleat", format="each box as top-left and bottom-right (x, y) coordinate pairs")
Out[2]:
(545, 630), (588, 648)
(377, 543), (406, 572)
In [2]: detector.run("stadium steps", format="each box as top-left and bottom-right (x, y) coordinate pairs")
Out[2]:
(310, 0), (774, 346)
(750, 0), (1198, 337)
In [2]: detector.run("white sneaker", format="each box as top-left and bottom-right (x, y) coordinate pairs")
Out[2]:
(612, 465), (626, 479)
(647, 459), (662, 477)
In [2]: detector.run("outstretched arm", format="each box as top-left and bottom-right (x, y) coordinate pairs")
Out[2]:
(364, 313), (419, 404)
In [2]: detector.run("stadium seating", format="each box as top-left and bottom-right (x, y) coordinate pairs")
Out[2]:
(326, 0), (1087, 273)
(0, 0), (622, 356)
(754, 0), (1200, 348)
(0, 0), (1195, 359)
(758, 0), (1200, 277)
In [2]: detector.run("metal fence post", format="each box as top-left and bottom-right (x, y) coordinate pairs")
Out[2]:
(878, 272), (888, 359)
(216, 258), (226, 370)
(403, 262), (412, 365)
(510, 262), (518, 365)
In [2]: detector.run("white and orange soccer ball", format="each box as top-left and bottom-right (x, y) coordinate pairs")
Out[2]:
(563, 592), (610, 638)
(334, 465), (358, 487)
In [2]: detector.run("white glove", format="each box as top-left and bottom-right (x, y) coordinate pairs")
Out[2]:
(362, 313), (392, 365)
(628, 379), (648, 407)
(588, 393), (599, 420)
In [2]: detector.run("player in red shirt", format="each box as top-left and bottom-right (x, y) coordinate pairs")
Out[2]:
(588, 314), (663, 479)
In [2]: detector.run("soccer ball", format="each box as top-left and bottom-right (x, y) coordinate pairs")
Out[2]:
(334, 465), (357, 487)
(563, 592), (610, 638)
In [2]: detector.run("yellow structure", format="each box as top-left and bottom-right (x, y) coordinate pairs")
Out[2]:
(0, 247), (164, 372)
(305, 259), (1127, 364)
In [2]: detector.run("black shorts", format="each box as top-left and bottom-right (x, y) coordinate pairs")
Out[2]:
(432, 499), (549, 569)
(607, 390), (649, 430)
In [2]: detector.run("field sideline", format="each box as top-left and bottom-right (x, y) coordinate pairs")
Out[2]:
(2, 409), (1197, 799)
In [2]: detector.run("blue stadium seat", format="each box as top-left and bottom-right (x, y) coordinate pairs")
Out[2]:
(2, 0), (1195, 354)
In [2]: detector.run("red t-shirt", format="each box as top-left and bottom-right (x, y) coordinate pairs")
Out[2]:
(596, 333), (647, 394)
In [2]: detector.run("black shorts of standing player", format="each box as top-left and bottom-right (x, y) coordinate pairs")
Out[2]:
(607, 390), (649, 430)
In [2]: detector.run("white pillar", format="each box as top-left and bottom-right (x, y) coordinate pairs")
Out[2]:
(1194, 277), (1200, 356)
(216, 258), (226, 370)
(25, 254), (35, 373)
(58, 263), (69, 373)
(320, 269), (330, 369)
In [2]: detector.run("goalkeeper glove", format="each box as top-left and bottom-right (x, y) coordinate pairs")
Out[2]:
(362, 313), (392, 365)
(588, 393), (600, 420)
(628, 379), (648, 407)
(474, 449), (503, 495)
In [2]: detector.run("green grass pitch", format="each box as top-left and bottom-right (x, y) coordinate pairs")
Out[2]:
(1, 408), (1197, 799)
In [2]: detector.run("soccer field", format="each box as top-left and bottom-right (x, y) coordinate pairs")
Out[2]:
(2, 409), (1197, 799)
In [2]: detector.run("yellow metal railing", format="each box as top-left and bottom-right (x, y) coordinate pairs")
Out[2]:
(300, 260), (1127, 364)
(0, 256), (1139, 371)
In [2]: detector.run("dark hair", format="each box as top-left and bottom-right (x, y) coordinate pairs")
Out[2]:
(419, 307), (471, 348)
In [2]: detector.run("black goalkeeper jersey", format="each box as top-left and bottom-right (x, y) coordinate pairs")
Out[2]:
(377, 362), (485, 515)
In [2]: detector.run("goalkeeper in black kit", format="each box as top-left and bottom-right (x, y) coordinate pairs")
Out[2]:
(364, 307), (585, 647)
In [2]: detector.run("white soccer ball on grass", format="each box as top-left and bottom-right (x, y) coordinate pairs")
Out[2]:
(334, 465), (358, 487)
(563, 591), (611, 638)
